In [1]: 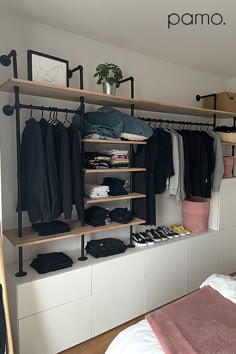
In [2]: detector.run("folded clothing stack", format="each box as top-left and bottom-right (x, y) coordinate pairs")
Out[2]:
(102, 149), (129, 168)
(32, 220), (71, 236)
(86, 238), (127, 258)
(30, 252), (73, 274)
(110, 207), (133, 224)
(85, 206), (111, 227)
(84, 152), (111, 169)
(102, 177), (128, 196)
(85, 184), (109, 199)
(83, 120), (122, 140)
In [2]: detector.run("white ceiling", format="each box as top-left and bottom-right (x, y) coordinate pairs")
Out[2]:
(1, 0), (236, 78)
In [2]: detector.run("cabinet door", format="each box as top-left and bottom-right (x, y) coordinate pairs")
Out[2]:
(92, 252), (145, 337)
(186, 232), (218, 293)
(219, 179), (236, 230)
(218, 227), (236, 275)
(145, 241), (186, 312)
(19, 297), (91, 354)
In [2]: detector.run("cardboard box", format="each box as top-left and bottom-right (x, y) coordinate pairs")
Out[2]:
(203, 92), (236, 113)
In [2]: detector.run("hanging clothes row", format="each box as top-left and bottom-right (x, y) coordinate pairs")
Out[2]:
(20, 112), (83, 223)
(133, 123), (224, 225)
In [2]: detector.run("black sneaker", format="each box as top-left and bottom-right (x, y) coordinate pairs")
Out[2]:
(159, 226), (175, 239)
(153, 228), (168, 241)
(132, 233), (147, 247)
(147, 230), (162, 243)
(138, 232), (154, 246)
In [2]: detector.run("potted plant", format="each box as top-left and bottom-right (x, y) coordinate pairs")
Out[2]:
(94, 62), (123, 95)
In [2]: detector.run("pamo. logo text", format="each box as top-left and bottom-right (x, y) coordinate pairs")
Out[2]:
(168, 13), (226, 29)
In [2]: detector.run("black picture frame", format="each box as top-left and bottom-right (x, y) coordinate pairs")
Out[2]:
(27, 50), (69, 87)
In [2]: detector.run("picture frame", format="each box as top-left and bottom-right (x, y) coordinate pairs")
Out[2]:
(27, 50), (69, 87)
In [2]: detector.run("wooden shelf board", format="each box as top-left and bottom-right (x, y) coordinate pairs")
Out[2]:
(83, 168), (146, 173)
(81, 139), (147, 145)
(1, 78), (236, 118)
(222, 142), (236, 146)
(3, 218), (145, 248)
(84, 193), (146, 204)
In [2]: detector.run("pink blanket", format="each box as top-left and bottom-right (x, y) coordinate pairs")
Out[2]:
(146, 286), (236, 354)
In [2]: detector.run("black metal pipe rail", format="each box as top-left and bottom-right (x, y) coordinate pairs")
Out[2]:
(139, 117), (214, 127)
(3, 103), (81, 116)
(196, 93), (217, 128)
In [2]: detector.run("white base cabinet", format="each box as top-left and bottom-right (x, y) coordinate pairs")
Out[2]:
(186, 231), (218, 293)
(145, 241), (185, 312)
(6, 226), (236, 354)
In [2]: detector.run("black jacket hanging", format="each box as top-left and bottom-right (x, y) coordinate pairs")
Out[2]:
(0, 285), (6, 354)
(67, 125), (83, 220)
(39, 118), (60, 220)
(21, 118), (51, 222)
(53, 124), (72, 220)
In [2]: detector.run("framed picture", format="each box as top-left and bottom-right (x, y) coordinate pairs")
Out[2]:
(27, 50), (69, 87)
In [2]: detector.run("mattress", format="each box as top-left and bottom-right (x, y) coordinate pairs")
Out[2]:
(105, 274), (236, 354)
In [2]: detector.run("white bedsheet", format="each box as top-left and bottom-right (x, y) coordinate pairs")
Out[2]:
(105, 274), (236, 354)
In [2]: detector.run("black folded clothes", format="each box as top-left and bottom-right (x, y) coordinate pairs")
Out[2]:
(85, 206), (133, 226)
(102, 177), (128, 196)
(86, 238), (127, 258)
(110, 207), (133, 224)
(31, 252), (73, 274)
(32, 220), (71, 236)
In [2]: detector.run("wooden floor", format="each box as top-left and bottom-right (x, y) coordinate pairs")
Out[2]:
(60, 314), (145, 354)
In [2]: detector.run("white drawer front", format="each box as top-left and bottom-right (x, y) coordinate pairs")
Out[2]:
(144, 241), (186, 275)
(18, 267), (91, 319)
(19, 296), (91, 354)
(92, 252), (144, 293)
(186, 233), (218, 293)
(92, 277), (145, 337)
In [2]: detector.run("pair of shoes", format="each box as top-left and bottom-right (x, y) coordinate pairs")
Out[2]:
(132, 232), (154, 247)
(150, 228), (168, 241)
(169, 224), (191, 236)
(146, 230), (162, 243)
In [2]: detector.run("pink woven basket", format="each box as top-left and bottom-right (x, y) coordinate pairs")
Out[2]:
(223, 156), (234, 178)
(182, 197), (210, 233)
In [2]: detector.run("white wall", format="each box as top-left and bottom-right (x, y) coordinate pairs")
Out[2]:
(0, 13), (228, 264)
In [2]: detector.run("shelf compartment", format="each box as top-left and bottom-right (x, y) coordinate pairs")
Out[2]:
(84, 193), (146, 204)
(81, 139), (147, 145)
(1, 78), (236, 118)
(3, 218), (145, 248)
(83, 168), (146, 173)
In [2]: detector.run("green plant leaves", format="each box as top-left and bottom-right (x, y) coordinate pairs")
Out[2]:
(94, 62), (123, 86)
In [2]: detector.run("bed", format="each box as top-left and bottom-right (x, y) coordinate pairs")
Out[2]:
(105, 274), (236, 354)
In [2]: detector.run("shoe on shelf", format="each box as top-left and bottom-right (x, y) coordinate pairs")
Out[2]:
(152, 228), (168, 241)
(132, 233), (147, 247)
(175, 224), (192, 235)
(159, 226), (175, 239)
(147, 230), (162, 243)
(169, 224), (186, 237)
(164, 226), (180, 238)
(138, 232), (154, 246)
(156, 226), (173, 240)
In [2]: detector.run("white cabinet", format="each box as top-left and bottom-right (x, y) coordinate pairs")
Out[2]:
(144, 241), (186, 312)
(218, 227), (236, 275)
(186, 231), (218, 293)
(92, 252), (145, 336)
(210, 179), (236, 230)
(18, 267), (91, 318)
(19, 297), (91, 354)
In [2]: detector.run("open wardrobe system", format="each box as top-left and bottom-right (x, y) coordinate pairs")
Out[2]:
(1, 48), (236, 354)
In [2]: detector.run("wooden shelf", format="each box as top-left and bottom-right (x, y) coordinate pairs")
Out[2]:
(222, 142), (236, 146)
(83, 168), (146, 173)
(0, 78), (236, 119)
(84, 193), (146, 204)
(3, 218), (145, 248)
(81, 139), (147, 145)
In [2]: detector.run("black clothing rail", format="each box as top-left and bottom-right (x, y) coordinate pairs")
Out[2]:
(139, 117), (214, 128)
(3, 104), (81, 116)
